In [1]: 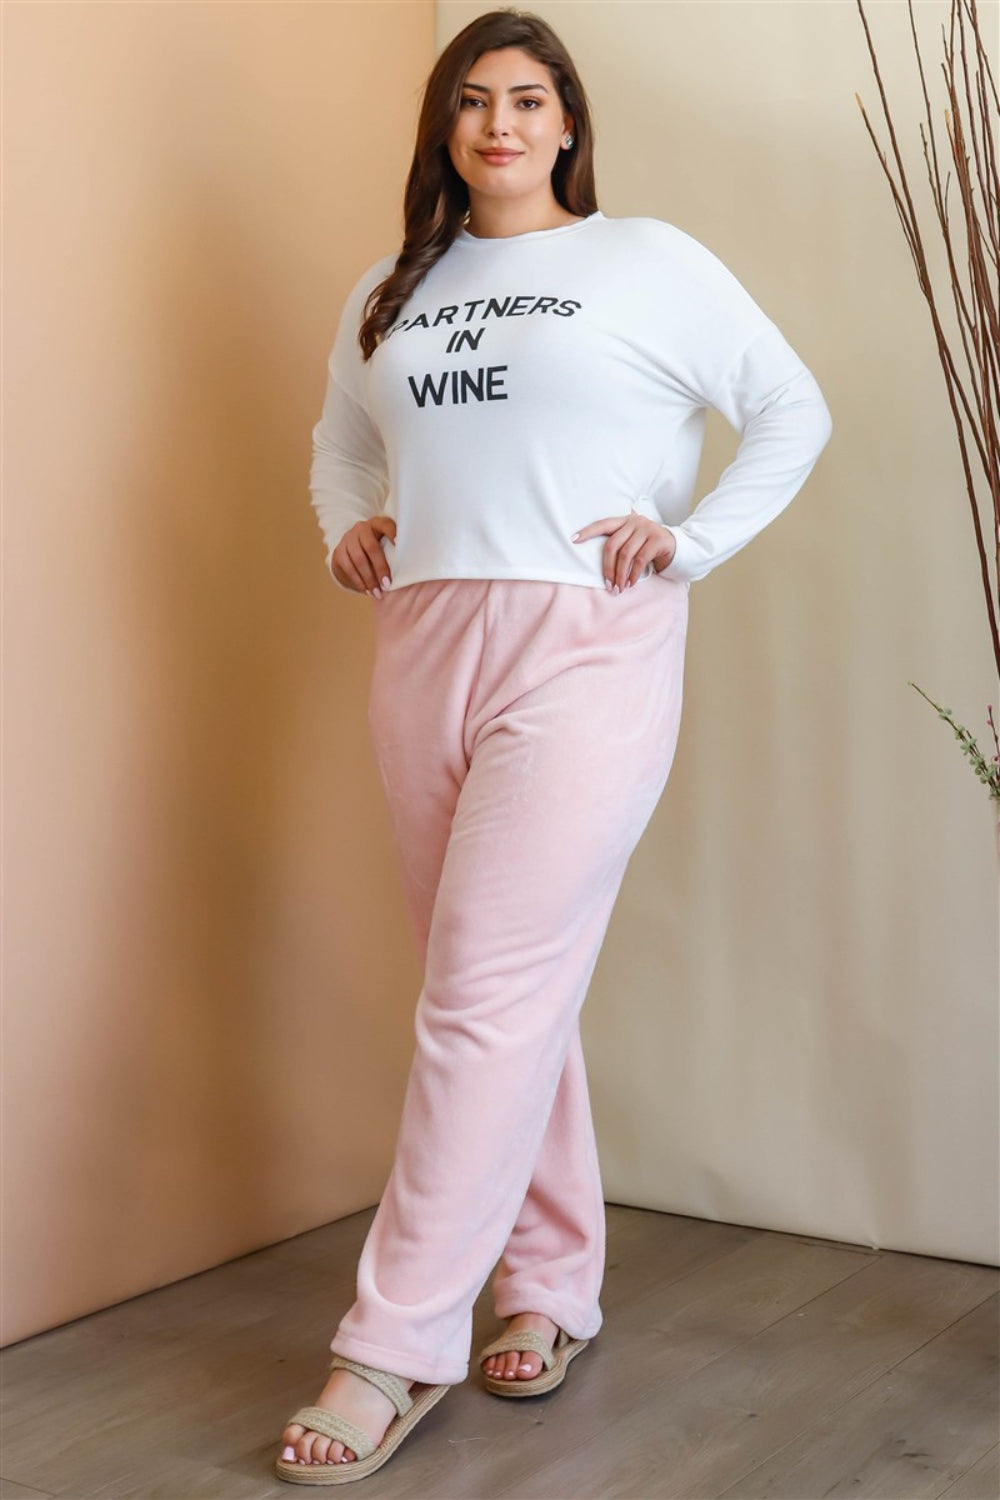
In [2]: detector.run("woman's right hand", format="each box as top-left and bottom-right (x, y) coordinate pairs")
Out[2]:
(331, 516), (397, 597)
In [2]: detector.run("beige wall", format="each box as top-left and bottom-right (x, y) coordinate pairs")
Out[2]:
(437, 1), (997, 1264)
(4, 0), (996, 1350)
(2, 0), (434, 1346)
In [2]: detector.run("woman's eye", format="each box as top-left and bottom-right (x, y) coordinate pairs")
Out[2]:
(460, 95), (543, 108)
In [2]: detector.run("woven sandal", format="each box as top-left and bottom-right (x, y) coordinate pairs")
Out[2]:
(274, 1353), (449, 1486)
(477, 1324), (589, 1397)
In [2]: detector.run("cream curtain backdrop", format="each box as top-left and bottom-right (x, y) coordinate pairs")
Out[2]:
(2, 0), (995, 1351)
(437, 0), (998, 1266)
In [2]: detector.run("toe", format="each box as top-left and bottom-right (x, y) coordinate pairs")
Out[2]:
(296, 1430), (318, 1465)
(516, 1353), (542, 1379)
(282, 1423), (310, 1461)
(309, 1431), (355, 1466)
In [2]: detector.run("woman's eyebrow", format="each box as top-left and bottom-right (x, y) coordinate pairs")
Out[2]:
(461, 82), (550, 95)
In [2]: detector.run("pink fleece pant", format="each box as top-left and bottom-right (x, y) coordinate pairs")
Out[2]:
(329, 574), (689, 1385)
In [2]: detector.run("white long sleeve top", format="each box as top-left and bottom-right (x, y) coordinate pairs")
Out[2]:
(310, 210), (832, 591)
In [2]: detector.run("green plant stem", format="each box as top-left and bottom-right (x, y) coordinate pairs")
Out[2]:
(909, 680), (1000, 797)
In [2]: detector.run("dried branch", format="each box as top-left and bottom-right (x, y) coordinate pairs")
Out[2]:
(856, 0), (1000, 689)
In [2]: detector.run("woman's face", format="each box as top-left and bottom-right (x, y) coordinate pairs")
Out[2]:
(447, 47), (572, 206)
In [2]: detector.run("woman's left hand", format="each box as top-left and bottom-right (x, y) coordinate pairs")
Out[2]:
(571, 513), (678, 593)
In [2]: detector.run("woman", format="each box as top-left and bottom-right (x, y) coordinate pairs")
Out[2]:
(277, 6), (832, 1486)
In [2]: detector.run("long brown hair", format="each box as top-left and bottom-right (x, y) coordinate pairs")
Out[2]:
(357, 8), (598, 361)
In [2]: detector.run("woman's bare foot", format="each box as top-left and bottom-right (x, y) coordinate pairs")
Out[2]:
(481, 1311), (560, 1383)
(280, 1364), (415, 1468)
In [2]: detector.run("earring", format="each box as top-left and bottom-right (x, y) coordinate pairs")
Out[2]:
(564, 133), (574, 148)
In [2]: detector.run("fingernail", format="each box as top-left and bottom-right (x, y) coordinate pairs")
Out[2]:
(282, 1447), (295, 1460)
(612, 584), (620, 596)
(372, 587), (382, 599)
(570, 531), (580, 541)
(381, 576), (391, 589)
(605, 579), (612, 591)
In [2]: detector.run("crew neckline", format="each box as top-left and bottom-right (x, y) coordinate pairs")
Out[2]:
(456, 209), (605, 244)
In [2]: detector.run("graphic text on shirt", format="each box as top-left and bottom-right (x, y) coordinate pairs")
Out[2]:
(384, 294), (582, 409)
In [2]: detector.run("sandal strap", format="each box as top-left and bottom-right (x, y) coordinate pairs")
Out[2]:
(286, 1405), (375, 1460)
(478, 1328), (557, 1370)
(327, 1353), (414, 1416)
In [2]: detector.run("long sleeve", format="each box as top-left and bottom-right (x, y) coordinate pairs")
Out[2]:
(310, 368), (389, 591)
(309, 256), (394, 591)
(649, 320), (833, 584)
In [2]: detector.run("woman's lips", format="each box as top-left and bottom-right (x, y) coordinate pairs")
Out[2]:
(478, 150), (522, 164)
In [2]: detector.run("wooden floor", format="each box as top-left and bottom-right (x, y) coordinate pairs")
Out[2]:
(1, 1204), (997, 1499)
